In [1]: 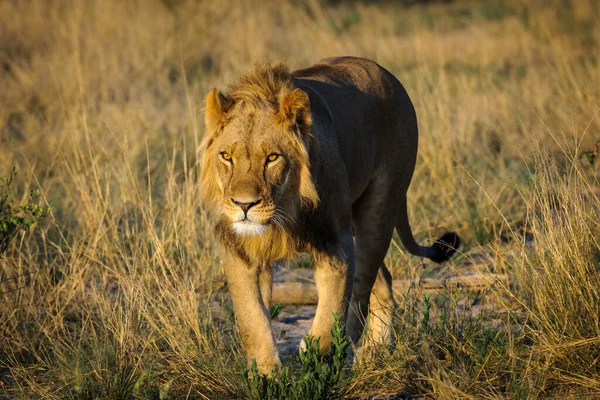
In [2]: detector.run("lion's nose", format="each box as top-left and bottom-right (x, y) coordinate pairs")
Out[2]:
(231, 198), (261, 213)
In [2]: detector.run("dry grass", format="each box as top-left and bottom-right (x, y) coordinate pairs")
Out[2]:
(1, 0), (599, 398)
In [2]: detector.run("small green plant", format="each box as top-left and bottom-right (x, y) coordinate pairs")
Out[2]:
(242, 313), (350, 399)
(420, 293), (432, 334)
(269, 303), (284, 320)
(294, 255), (312, 269)
(0, 167), (50, 256)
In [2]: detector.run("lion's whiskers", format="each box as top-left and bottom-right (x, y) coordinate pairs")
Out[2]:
(273, 208), (296, 229)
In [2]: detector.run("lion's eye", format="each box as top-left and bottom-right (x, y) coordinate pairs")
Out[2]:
(220, 152), (232, 162)
(266, 154), (279, 163)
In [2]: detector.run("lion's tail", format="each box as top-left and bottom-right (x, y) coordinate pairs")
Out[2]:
(395, 197), (461, 263)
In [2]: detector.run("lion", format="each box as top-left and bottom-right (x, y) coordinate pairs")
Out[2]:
(200, 57), (460, 374)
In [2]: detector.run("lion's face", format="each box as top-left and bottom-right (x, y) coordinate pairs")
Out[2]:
(201, 87), (319, 236)
(209, 107), (301, 235)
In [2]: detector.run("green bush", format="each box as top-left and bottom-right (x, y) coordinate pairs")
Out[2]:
(242, 313), (350, 400)
(0, 167), (50, 256)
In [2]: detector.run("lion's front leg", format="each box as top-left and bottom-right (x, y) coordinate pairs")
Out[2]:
(307, 232), (355, 352)
(259, 265), (273, 310)
(223, 253), (281, 374)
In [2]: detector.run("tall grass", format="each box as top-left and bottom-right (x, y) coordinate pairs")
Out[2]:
(511, 150), (600, 393)
(1, 0), (599, 397)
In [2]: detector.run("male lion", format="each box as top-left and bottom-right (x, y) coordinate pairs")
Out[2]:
(200, 57), (460, 374)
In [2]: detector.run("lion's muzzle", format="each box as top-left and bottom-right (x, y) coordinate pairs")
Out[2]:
(231, 197), (262, 216)
(227, 196), (271, 236)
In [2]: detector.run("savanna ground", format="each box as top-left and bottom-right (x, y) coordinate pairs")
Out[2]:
(1, 0), (600, 398)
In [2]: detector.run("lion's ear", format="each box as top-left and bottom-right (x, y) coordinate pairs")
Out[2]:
(205, 88), (235, 133)
(279, 88), (311, 132)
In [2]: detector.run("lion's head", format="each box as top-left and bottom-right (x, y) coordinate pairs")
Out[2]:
(200, 63), (319, 237)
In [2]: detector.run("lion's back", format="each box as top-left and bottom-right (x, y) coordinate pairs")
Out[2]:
(293, 57), (418, 202)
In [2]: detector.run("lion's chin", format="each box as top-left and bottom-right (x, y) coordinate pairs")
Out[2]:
(232, 221), (268, 236)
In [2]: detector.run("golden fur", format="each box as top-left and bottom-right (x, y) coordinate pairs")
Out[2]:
(200, 63), (319, 265)
(200, 57), (460, 373)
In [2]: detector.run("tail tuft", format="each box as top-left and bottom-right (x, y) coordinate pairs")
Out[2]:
(429, 232), (461, 263)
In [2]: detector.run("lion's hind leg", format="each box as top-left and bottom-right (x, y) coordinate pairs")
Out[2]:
(365, 263), (395, 349)
(347, 199), (398, 347)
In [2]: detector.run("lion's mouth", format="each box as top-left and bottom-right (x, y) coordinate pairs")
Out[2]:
(232, 220), (268, 236)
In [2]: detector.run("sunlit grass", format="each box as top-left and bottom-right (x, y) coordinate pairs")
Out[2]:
(1, 0), (599, 397)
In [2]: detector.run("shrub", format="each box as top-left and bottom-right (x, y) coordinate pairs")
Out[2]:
(242, 313), (350, 399)
(0, 167), (50, 256)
